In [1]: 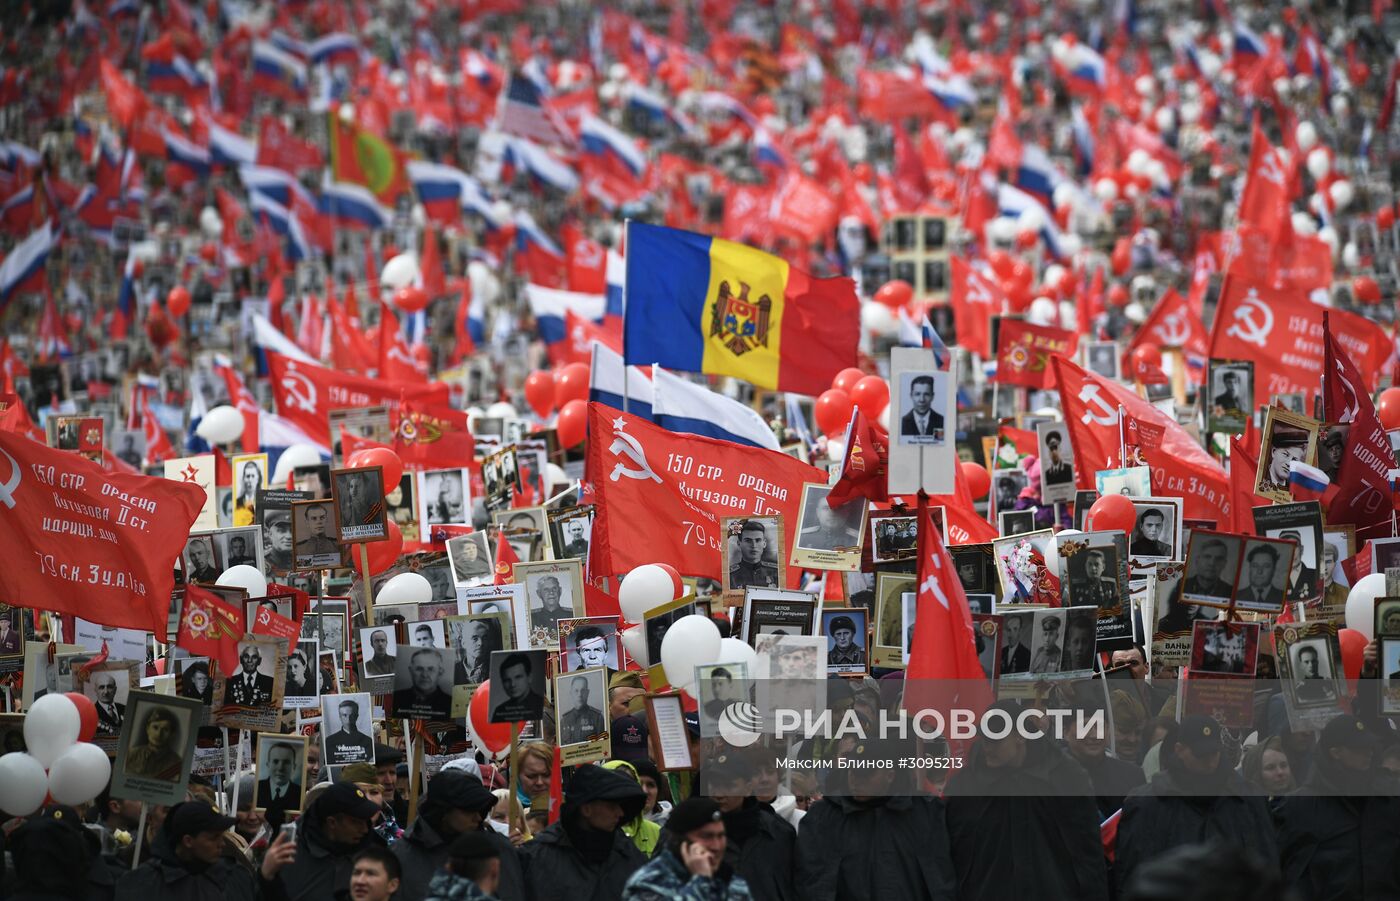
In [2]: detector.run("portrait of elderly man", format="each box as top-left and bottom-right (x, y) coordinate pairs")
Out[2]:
(224, 643), (274, 707)
(392, 647), (452, 719)
(529, 574), (574, 635)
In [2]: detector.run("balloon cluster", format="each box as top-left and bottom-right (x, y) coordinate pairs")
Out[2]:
(0, 694), (112, 816)
(816, 367), (889, 439)
(524, 363), (591, 448)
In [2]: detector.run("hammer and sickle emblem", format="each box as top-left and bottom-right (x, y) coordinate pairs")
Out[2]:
(1224, 291), (1274, 348)
(607, 423), (662, 484)
(0, 448), (21, 509)
(1153, 313), (1189, 346)
(1078, 384), (1120, 427)
(1259, 150), (1287, 188)
(280, 364), (318, 413)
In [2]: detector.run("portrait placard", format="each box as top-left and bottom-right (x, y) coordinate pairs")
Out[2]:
(644, 692), (695, 772)
(559, 617), (621, 673)
(254, 733), (308, 813)
(721, 515), (785, 601)
(821, 608), (869, 676)
(291, 499), (343, 569)
(391, 644), (454, 721)
(488, 649), (548, 723)
(332, 466), (387, 543)
(512, 558), (584, 648)
(1205, 359), (1253, 435)
(231, 453), (269, 527)
(112, 691), (202, 806)
(888, 347), (957, 494)
(1255, 408), (1320, 503)
(555, 666), (610, 765)
(790, 482), (867, 571)
(446, 612), (510, 718)
(213, 635), (288, 731)
(1037, 421), (1077, 504)
(872, 573), (916, 668)
(419, 468), (472, 528)
(1126, 497), (1183, 565)
(321, 693), (375, 765)
(1275, 623), (1345, 731)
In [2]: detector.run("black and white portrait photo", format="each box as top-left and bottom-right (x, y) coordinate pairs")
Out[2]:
(254, 735), (307, 813)
(333, 467), (387, 542)
(516, 560), (583, 646)
(992, 468), (1029, 518)
(359, 626), (397, 680)
(869, 515), (917, 564)
(321, 693), (376, 765)
(182, 534), (220, 584)
(1129, 502), (1178, 560)
(1059, 607), (1097, 673)
(1255, 410), (1319, 501)
(1083, 341), (1121, 379)
(1037, 422), (1076, 503)
(559, 618), (620, 672)
(1064, 543), (1124, 612)
(722, 516), (784, 594)
(113, 429), (145, 469)
(282, 642), (320, 709)
(1191, 621), (1258, 676)
(998, 509), (1037, 537)
(697, 662), (750, 736)
(419, 468), (470, 527)
(822, 609), (868, 675)
(176, 658), (213, 705)
(113, 693), (199, 802)
(292, 499), (342, 569)
(791, 483), (867, 570)
(1207, 360), (1252, 434)
(222, 640), (277, 708)
(1288, 640), (1338, 705)
(1254, 502), (1325, 604)
(555, 668), (608, 746)
(896, 371), (948, 446)
(406, 619), (447, 649)
(1234, 538), (1294, 613)
(447, 533), (494, 585)
(548, 506), (595, 562)
(213, 526), (262, 570)
(447, 614), (505, 686)
(489, 649), (548, 724)
(392, 647), (453, 720)
(86, 669), (130, 737)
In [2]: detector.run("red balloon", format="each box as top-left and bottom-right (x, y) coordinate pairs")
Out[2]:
(65, 692), (98, 743)
(1107, 283), (1130, 306)
(814, 389), (854, 437)
(348, 447), (404, 495)
(1130, 345), (1162, 371)
(1352, 276), (1382, 305)
(1378, 388), (1400, 431)
(356, 520), (403, 577)
(1009, 260), (1034, 290)
(557, 399), (588, 448)
(1111, 239), (1132, 276)
(1339, 628), (1368, 684)
(874, 280), (914, 310)
(1085, 493), (1137, 533)
(961, 461), (991, 500)
(554, 363), (590, 407)
(393, 284), (430, 313)
(831, 367), (865, 394)
(1378, 206), (1396, 230)
(850, 376), (890, 419)
(167, 285), (191, 318)
(145, 302), (177, 348)
(987, 250), (1015, 281)
(1014, 229), (1039, 250)
(199, 242), (218, 263)
(524, 371), (555, 418)
(469, 680), (514, 750)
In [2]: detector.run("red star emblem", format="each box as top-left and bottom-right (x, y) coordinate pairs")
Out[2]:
(180, 463), (200, 482)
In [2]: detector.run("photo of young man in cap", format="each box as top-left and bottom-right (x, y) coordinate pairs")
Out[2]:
(822, 609), (867, 674)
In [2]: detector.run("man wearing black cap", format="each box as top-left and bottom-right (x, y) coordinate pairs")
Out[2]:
(826, 615), (864, 668)
(10, 805), (99, 900)
(1274, 715), (1400, 900)
(519, 763), (647, 901)
(280, 782), (386, 900)
(703, 756), (796, 901)
(622, 797), (752, 900)
(391, 770), (524, 901)
(1114, 715), (1277, 896)
(116, 800), (297, 900)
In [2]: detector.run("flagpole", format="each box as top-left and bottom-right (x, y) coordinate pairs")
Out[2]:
(407, 724), (425, 825)
(130, 802), (148, 870)
(621, 219), (631, 415)
(1118, 405), (1126, 465)
(358, 546), (374, 625)
(507, 721), (523, 837)
(229, 730), (245, 814)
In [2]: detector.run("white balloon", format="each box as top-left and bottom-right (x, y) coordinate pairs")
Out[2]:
(660, 614), (721, 692)
(217, 564), (268, 600)
(987, 216), (1018, 243)
(1052, 183), (1076, 210)
(0, 753), (48, 816)
(486, 401), (518, 420)
(860, 303), (897, 337)
(199, 206), (223, 238)
(1345, 573), (1385, 639)
(715, 637), (758, 672)
(1016, 205), (1046, 233)
(1153, 106), (1175, 133)
(1123, 301), (1147, 325)
(546, 463), (571, 492)
(1329, 180), (1354, 211)
(1342, 242), (1360, 270)
(271, 444), (324, 486)
(826, 437), (847, 461)
(48, 742), (111, 806)
(1058, 300), (1077, 330)
(619, 565), (680, 624)
(1291, 212), (1318, 238)
(196, 405), (245, 445)
(619, 624), (649, 665)
(467, 260), (502, 306)
(1043, 264), (1067, 288)
(24, 695), (80, 769)
(1094, 178), (1119, 202)
(378, 572), (433, 606)
(1296, 121), (1318, 151)
(1027, 298), (1058, 327)
(380, 253), (420, 292)
(1330, 94), (1349, 118)
(1126, 149), (1151, 176)
(1306, 148), (1331, 181)
(1317, 226), (1340, 257)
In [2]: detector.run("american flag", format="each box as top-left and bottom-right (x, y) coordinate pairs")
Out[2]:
(496, 74), (576, 149)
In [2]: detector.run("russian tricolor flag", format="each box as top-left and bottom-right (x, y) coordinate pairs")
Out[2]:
(924, 71), (976, 111)
(652, 365), (780, 450)
(524, 282), (606, 349)
(320, 179), (390, 230)
(252, 40), (308, 99)
(580, 114), (646, 179)
(1071, 105), (1095, 177)
(1066, 44), (1108, 92)
(752, 127), (790, 170)
(309, 33), (360, 67)
(605, 248), (625, 320)
(163, 129), (211, 182)
(1014, 144), (1062, 204)
(497, 133), (579, 193)
(248, 192), (311, 261)
(1233, 23), (1266, 61)
(147, 55), (208, 100)
(589, 342), (653, 419)
(1288, 461), (1334, 505)
(0, 221), (56, 308)
(208, 118), (257, 167)
(407, 159), (476, 225)
(623, 82), (693, 134)
(239, 164), (298, 206)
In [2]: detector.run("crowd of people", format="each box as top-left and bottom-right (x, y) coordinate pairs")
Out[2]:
(1, 0), (1400, 899)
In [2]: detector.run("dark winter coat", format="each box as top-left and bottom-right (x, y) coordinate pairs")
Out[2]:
(114, 829), (276, 901)
(518, 765), (648, 901)
(392, 816), (526, 901)
(796, 794), (955, 901)
(279, 793), (386, 900)
(719, 800), (796, 901)
(1274, 765), (1400, 901)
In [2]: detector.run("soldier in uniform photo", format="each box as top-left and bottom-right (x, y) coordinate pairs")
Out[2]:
(295, 502), (339, 560)
(0, 613), (21, 655)
(800, 489), (862, 551)
(1214, 370), (1245, 411)
(1261, 427), (1310, 493)
(826, 614), (865, 668)
(1030, 615), (1063, 674)
(362, 629), (396, 678)
(224, 534), (255, 567)
(1278, 530), (1318, 602)
(729, 519), (779, 589)
(262, 508), (294, 573)
(392, 648), (452, 719)
(337, 471), (376, 529)
(1130, 508), (1172, 558)
(490, 652), (546, 722)
(1292, 644), (1337, 703)
(92, 672), (125, 735)
(1073, 550), (1120, 610)
(184, 538), (219, 583)
(324, 698), (374, 764)
(558, 673), (605, 744)
(558, 517), (590, 559)
(529, 575), (574, 634)
(1042, 430), (1073, 485)
(1321, 543), (1348, 607)
(224, 643), (274, 707)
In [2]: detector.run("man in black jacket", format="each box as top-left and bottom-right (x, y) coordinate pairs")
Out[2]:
(519, 763), (647, 901)
(280, 782), (385, 900)
(391, 770), (524, 901)
(796, 739), (956, 901)
(944, 705), (1109, 901)
(1274, 714), (1400, 900)
(1062, 717), (1146, 819)
(1114, 715), (1277, 896)
(707, 755), (797, 901)
(116, 800), (296, 900)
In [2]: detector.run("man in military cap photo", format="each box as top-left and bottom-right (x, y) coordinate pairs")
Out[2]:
(728, 518), (780, 590)
(826, 613), (866, 670)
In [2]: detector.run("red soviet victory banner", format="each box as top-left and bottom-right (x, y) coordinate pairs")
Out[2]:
(995, 319), (1078, 389)
(176, 584), (246, 673)
(265, 351), (451, 445)
(949, 256), (1005, 359)
(1052, 355), (1230, 524)
(1129, 287), (1208, 366)
(585, 402), (825, 582)
(1322, 314), (1398, 541)
(0, 430), (205, 640)
(1208, 276), (1392, 410)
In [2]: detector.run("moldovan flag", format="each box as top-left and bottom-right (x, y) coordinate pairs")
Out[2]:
(1053, 355), (1230, 524)
(0, 430), (205, 640)
(265, 351), (450, 445)
(176, 583), (246, 673)
(1208, 276), (1391, 409)
(623, 222), (859, 395)
(585, 402), (824, 581)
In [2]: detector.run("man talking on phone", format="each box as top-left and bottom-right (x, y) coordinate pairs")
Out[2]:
(622, 798), (752, 900)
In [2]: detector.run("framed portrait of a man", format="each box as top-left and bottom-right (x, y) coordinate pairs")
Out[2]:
(821, 608), (868, 676)
(1253, 501), (1325, 605)
(1275, 624), (1343, 729)
(559, 617), (621, 673)
(213, 526), (263, 571)
(419, 468), (471, 528)
(547, 506), (594, 563)
(895, 371), (949, 446)
(1127, 498), (1183, 563)
(554, 667), (609, 765)
(1234, 536), (1297, 614)
(791, 483), (867, 571)
(446, 612), (509, 718)
(488, 649), (548, 724)
(254, 734), (308, 813)
(291, 499), (343, 569)
(696, 661), (751, 738)
(514, 559), (584, 648)
(1083, 341), (1121, 380)
(357, 626), (398, 683)
(332, 466), (387, 543)
(320, 693), (375, 765)
(1181, 531), (1243, 609)
(721, 516), (785, 600)
(1206, 359), (1253, 435)
(392, 646), (453, 721)
(213, 636), (287, 731)
(868, 513), (917, 564)
(1255, 408), (1320, 503)
(1037, 422), (1076, 504)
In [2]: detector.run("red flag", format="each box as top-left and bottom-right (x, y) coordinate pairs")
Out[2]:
(1130, 287), (1208, 370)
(906, 497), (989, 680)
(176, 583), (246, 674)
(1209, 276), (1391, 410)
(493, 529), (519, 585)
(547, 745), (563, 825)
(1053, 355), (1230, 523)
(0, 430), (205, 640)
(327, 294), (376, 374)
(557, 308), (622, 365)
(0, 393), (43, 441)
(1237, 124), (1291, 237)
(919, 452), (999, 545)
(826, 408), (889, 508)
(585, 403), (824, 581)
(949, 257), (1004, 358)
(419, 225), (446, 299)
(257, 115), (324, 173)
(252, 602), (301, 656)
(1227, 435), (1269, 534)
(995, 319), (1079, 389)
(394, 398), (476, 470)
(1322, 313), (1397, 540)
(141, 391), (175, 465)
(769, 171), (840, 244)
(265, 351), (449, 445)
(563, 224), (608, 295)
